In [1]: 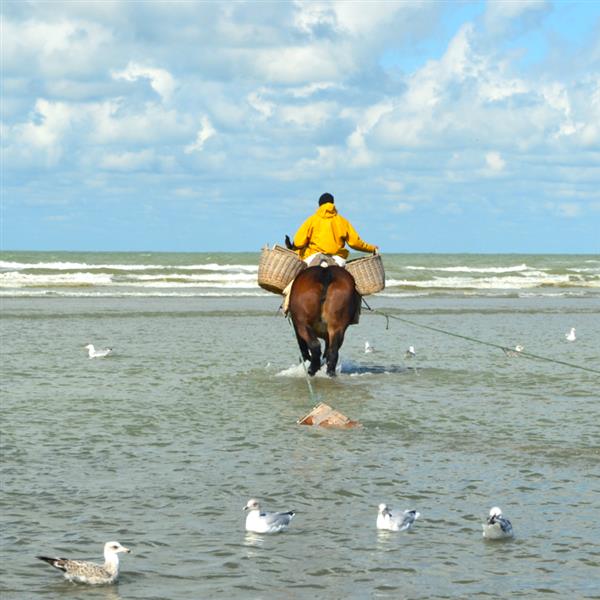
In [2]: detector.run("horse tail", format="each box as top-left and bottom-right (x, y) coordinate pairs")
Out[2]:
(319, 267), (334, 307)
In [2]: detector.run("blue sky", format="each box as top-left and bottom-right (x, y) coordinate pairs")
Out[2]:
(1, 0), (599, 253)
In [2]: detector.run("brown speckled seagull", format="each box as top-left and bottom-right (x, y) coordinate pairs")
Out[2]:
(37, 541), (131, 584)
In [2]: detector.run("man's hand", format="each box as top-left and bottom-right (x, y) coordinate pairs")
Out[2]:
(373, 246), (379, 255)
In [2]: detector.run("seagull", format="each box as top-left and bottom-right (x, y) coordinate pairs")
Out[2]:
(84, 344), (112, 358)
(364, 341), (375, 353)
(502, 344), (524, 358)
(405, 346), (416, 359)
(377, 503), (420, 532)
(36, 541), (131, 585)
(482, 507), (513, 540)
(565, 327), (576, 342)
(244, 498), (295, 534)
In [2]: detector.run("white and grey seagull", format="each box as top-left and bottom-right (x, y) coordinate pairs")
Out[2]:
(482, 506), (514, 540)
(377, 503), (420, 532)
(405, 346), (416, 359)
(502, 344), (524, 358)
(84, 344), (113, 358)
(565, 327), (576, 342)
(37, 541), (131, 584)
(244, 498), (295, 534)
(364, 341), (375, 353)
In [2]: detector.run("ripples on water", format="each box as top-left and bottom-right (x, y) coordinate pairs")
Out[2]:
(1, 294), (599, 599)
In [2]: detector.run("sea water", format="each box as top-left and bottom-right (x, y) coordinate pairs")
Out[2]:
(1, 252), (599, 599)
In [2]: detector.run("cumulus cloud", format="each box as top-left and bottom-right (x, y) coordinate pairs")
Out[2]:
(2, 0), (599, 251)
(99, 149), (157, 171)
(484, 0), (551, 37)
(2, 15), (115, 79)
(184, 117), (216, 153)
(247, 89), (275, 119)
(485, 151), (506, 173)
(112, 62), (176, 103)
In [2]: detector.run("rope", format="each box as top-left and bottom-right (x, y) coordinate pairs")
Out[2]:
(362, 301), (600, 376)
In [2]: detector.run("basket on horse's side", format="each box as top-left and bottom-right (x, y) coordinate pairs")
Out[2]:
(258, 245), (306, 294)
(345, 254), (385, 296)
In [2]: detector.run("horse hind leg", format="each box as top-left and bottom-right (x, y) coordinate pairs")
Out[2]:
(307, 336), (322, 376)
(294, 328), (310, 363)
(296, 324), (322, 376)
(325, 329), (345, 377)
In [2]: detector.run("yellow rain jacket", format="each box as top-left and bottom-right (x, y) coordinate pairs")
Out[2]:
(293, 203), (376, 260)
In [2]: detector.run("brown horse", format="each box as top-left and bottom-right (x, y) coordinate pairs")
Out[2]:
(288, 265), (360, 377)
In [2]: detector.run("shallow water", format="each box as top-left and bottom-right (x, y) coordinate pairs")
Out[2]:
(1, 290), (599, 599)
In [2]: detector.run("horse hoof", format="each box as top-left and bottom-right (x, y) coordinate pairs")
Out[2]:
(326, 370), (337, 378)
(307, 367), (318, 376)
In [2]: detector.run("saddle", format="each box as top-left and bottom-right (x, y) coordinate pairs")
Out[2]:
(304, 253), (338, 268)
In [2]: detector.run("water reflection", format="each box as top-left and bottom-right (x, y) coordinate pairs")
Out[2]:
(58, 584), (122, 600)
(243, 532), (266, 555)
(376, 529), (396, 547)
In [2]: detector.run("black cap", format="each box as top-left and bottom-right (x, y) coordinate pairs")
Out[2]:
(319, 193), (334, 205)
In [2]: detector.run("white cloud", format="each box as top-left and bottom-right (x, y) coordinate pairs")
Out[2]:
(2, 16), (115, 79)
(369, 22), (600, 156)
(484, 0), (550, 36)
(394, 202), (413, 213)
(99, 149), (157, 171)
(546, 202), (583, 218)
(6, 98), (80, 165)
(485, 151), (506, 173)
(247, 89), (275, 119)
(184, 117), (216, 153)
(288, 82), (342, 98)
(293, 0), (413, 37)
(279, 102), (337, 129)
(112, 62), (176, 103)
(3, 1), (599, 251)
(89, 101), (191, 145)
(293, 1), (337, 35)
(277, 145), (340, 180)
(346, 100), (395, 166)
(252, 44), (356, 84)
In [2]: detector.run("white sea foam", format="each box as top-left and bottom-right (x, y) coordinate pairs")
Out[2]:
(0, 271), (258, 288)
(276, 361), (342, 378)
(567, 267), (600, 274)
(128, 272), (257, 282)
(404, 264), (532, 273)
(0, 290), (268, 298)
(0, 261), (258, 273)
(384, 274), (599, 289)
(0, 272), (114, 286)
(2, 255), (598, 297)
(125, 280), (257, 289)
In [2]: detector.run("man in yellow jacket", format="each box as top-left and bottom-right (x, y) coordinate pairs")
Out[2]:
(286, 193), (378, 266)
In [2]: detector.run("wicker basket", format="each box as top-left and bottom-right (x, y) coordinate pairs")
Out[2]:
(258, 245), (306, 294)
(346, 254), (385, 296)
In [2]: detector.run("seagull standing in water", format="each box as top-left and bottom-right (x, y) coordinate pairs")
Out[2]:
(565, 328), (576, 342)
(84, 344), (112, 358)
(244, 498), (295, 533)
(364, 341), (375, 353)
(503, 344), (524, 358)
(482, 507), (514, 540)
(405, 346), (416, 359)
(376, 503), (420, 532)
(37, 541), (131, 584)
